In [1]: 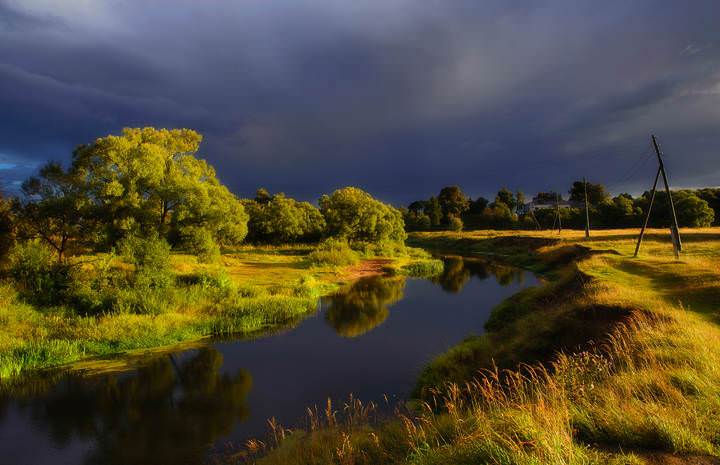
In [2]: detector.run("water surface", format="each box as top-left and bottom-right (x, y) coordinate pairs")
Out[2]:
(0, 257), (540, 465)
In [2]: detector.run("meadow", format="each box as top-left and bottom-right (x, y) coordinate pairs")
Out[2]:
(0, 242), (441, 380)
(225, 228), (720, 465)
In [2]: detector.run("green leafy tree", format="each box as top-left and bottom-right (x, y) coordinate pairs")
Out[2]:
(72, 127), (248, 248)
(597, 195), (641, 227)
(676, 194), (714, 227)
(16, 162), (89, 261)
(515, 190), (526, 213)
(319, 187), (406, 243)
(243, 193), (325, 243)
(569, 180), (608, 205)
(634, 190), (713, 228)
(254, 187), (271, 204)
(258, 193), (325, 243)
(533, 191), (563, 203)
(481, 202), (518, 228)
(494, 187), (516, 211)
(424, 196), (442, 227)
(408, 200), (427, 214)
(403, 209), (431, 231)
(438, 186), (469, 223)
(696, 188), (720, 226)
(466, 196), (489, 214)
(448, 215), (463, 232)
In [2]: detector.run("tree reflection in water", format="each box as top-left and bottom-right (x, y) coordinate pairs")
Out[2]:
(0, 347), (251, 465)
(431, 256), (525, 293)
(324, 276), (406, 338)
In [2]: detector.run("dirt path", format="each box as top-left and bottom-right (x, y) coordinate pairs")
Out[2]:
(342, 258), (394, 280)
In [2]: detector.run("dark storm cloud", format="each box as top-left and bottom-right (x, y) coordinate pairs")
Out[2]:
(1, 0), (719, 203)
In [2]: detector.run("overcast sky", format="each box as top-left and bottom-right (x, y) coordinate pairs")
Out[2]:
(1, 0), (719, 204)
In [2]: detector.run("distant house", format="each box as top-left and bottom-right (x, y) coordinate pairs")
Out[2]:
(518, 200), (585, 214)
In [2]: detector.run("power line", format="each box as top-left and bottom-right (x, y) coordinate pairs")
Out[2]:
(604, 148), (656, 193)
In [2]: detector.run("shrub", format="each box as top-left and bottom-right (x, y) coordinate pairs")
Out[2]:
(182, 268), (236, 298)
(293, 275), (320, 298)
(0, 195), (13, 258)
(117, 233), (173, 288)
(400, 259), (444, 278)
(65, 253), (122, 315)
(7, 241), (71, 305)
(448, 215), (463, 232)
(186, 228), (221, 263)
(352, 240), (407, 258)
(307, 238), (359, 267)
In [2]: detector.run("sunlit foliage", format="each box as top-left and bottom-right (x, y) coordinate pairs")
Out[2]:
(244, 191), (325, 244)
(319, 187), (406, 243)
(72, 127), (248, 248)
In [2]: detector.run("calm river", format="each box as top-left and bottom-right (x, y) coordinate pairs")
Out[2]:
(0, 256), (540, 465)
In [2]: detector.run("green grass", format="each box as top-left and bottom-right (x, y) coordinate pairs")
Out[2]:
(230, 228), (720, 465)
(0, 243), (435, 380)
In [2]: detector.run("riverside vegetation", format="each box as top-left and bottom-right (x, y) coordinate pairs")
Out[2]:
(221, 229), (720, 465)
(3, 126), (720, 465)
(0, 127), (441, 380)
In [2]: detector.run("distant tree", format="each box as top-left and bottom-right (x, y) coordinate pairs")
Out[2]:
(533, 191), (563, 203)
(515, 190), (526, 213)
(254, 188), (271, 204)
(494, 187), (516, 211)
(424, 196), (442, 227)
(72, 127), (248, 248)
(696, 188), (720, 226)
(319, 187), (406, 243)
(15, 162), (89, 261)
(597, 195), (641, 228)
(466, 196), (489, 215)
(676, 194), (714, 228)
(481, 202), (518, 229)
(403, 209), (431, 231)
(635, 190), (714, 228)
(569, 181), (608, 205)
(408, 200), (427, 214)
(448, 215), (463, 232)
(438, 186), (469, 223)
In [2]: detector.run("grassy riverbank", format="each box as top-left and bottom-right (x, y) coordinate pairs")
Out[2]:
(0, 244), (440, 380)
(237, 228), (720, 465)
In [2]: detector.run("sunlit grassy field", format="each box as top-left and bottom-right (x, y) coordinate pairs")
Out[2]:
(232, 228), (720, 465)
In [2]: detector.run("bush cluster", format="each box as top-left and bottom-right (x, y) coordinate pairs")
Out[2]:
(307, 238), (359, 267)
(7, 241), (71, 306)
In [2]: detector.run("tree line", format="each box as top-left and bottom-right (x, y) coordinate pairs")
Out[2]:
(0, 127), (405, 262)
(1, 126), (717, 265)
(402, 183), (718, 232)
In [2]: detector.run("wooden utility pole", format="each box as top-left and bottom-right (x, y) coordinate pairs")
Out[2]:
(634, 135), (681, 259)
(651, 135), (682, 255)
(530, 207), (541, 230)
(634, 167), (661, 257)
(583, 177), (590, 238)
(556, 192), (562, 234)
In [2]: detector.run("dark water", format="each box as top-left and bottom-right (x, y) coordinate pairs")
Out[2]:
(0, 257), (540, 465)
